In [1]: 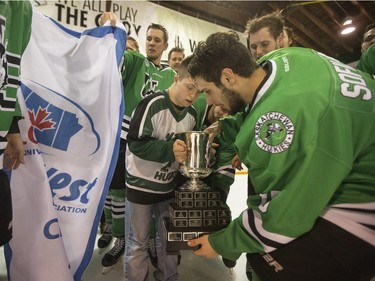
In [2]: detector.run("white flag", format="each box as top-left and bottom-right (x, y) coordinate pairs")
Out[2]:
(4, 9), (126, 281)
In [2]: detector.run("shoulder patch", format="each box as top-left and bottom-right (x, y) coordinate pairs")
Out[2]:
(254, 112), (294, 153)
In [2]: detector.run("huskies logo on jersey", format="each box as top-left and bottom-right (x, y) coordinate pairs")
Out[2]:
(141, 71), (158, 98)
(255, 111), (294, 153)
(160, 161), (172, 172)
(21, 81), (100, 155)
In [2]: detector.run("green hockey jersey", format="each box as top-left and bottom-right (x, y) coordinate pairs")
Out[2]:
(0, 0), (31, 137)
(211, 47), (375, 261)
(121, 51), (175, 140)
(126, 91), (197, 204)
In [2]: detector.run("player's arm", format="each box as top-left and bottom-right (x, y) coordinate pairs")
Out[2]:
(218, 112), (244, 144)
(210, 134), (236, 202)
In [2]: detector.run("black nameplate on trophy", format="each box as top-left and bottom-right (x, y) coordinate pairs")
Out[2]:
(164, 189), (231, 254)
(163, 217), (211, 253)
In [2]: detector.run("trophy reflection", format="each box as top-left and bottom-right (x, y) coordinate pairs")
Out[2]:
(163, 131), (231, 253)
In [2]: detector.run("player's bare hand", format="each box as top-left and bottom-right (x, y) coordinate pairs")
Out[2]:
(187, 235), (219, 259)
(203, 121), (222, 143)
(231, 154), (243, 171)
(3, 133), (25, 170)
(173, 139), (187, 164)
(209, 143), (219, 159)
(99, 12), (117, 27)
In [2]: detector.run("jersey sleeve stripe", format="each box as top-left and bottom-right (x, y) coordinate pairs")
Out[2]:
(242, 209), (294, 252)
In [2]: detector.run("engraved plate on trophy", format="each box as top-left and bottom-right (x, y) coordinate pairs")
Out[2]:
(168, 232), (183, 241)
(183, 232), (198, 241)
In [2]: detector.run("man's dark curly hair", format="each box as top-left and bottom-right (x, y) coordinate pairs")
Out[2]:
(188, 32), (258, 87)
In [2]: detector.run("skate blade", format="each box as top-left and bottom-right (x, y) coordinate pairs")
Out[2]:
(101, 266), (113, 275)
(98, 247), (108, 254)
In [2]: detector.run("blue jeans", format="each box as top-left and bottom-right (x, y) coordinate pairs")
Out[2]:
(124, 198), (178, 281)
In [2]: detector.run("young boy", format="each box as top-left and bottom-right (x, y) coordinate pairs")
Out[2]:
(124, 55), (200, 281)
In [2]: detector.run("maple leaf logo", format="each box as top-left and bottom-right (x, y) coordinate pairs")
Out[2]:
(28, 107), (56, 143)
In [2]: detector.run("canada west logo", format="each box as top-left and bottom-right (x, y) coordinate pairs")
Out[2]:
(21, 81), (100, 155)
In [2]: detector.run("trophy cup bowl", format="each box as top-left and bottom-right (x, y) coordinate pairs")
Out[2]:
(179, 131), (212, 191)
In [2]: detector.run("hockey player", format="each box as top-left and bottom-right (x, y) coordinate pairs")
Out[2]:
(176, 32), (375, 281)
(168, 47), (185, 73)
(0, 0), (30, 246)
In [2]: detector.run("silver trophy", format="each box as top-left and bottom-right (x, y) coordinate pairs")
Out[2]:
(179, 131), (212, 191)
(164, 131), (231, 252)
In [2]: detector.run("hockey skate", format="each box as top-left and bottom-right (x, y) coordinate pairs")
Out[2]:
(101, 255), (123, 275)
(101, 237), (125, 270)
(97, 224), (113, 252)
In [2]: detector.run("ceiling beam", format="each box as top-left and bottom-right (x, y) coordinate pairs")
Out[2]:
(287, 16), (336, 57)
(267, 2), (336, 57)
(351, 1), (375, 22)
(320, 2), (343, 29)
(299, 6), (353, 52)
(155, 1), (247, 32)
(320, 1), (365, 45)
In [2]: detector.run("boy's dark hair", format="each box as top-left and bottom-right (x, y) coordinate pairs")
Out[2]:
(168, 47), (185, 60)
(188, 32), (258, 87)
(177, 55), (193, 80)
(147, 23), (169, 43)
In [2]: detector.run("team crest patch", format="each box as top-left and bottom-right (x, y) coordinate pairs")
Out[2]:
(254, 112), (294, 153)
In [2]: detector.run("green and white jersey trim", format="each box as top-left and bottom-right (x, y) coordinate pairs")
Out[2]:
(322, 203), (375, 247)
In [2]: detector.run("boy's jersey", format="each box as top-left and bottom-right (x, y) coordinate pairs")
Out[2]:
(126, 91), (197, 204)
(0, 0), (32, 137)
(212, 47), (375, 261)
(193, 94), (236, 197)
(121, 51), (175, 140)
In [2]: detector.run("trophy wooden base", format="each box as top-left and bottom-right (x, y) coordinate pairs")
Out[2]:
(163, 189), (231, 254)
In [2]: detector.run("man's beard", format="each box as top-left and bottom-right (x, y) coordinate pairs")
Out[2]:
(220, 86), (246, 115)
